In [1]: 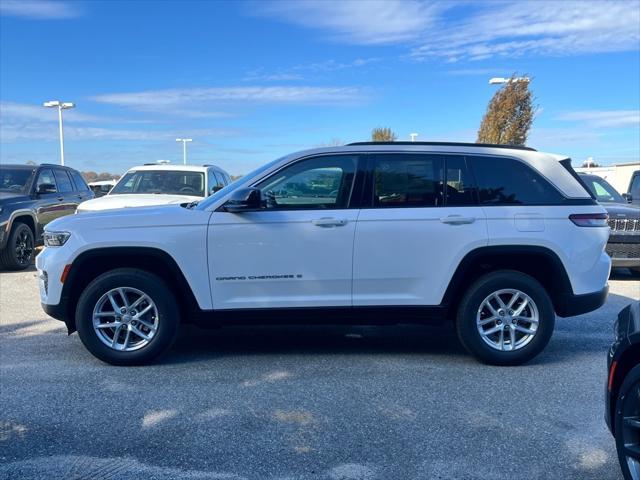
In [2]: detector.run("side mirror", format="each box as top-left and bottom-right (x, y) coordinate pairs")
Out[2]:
(36, 183), (56, 194)
(622, 193), (632, 203)
(223, 187), (261, 213)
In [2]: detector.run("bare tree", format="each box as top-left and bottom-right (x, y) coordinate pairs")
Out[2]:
(371, 127), (397, 142)
(477, 76), (535, 146)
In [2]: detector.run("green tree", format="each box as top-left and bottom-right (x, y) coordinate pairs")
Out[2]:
(477, 76), (535, 146)
(371, 127), (397, 142)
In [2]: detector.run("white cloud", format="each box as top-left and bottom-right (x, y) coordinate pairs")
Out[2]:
(557, 110), (640, 128)
(254, 0), (440, 45)
(0, 0), (80, 19)
(411, 1), (640, 61)
(91, 86), (367, 111)
(255, 1), (639, 61)
(1, 102), (108, 123)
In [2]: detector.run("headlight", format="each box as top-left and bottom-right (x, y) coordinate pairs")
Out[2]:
(43, 231), (71, 247)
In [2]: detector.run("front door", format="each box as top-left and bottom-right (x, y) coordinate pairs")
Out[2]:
(208, 154), (361, 310)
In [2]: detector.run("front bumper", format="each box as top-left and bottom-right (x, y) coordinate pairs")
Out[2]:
(556, 284), (609, 317)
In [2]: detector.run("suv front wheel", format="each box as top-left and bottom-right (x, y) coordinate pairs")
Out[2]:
(76, 268), (180, 365)
(0, 222), (35, 270)
(456, 270), (555, 366)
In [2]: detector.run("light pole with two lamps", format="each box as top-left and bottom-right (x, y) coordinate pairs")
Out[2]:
(43, 100), (75, 166)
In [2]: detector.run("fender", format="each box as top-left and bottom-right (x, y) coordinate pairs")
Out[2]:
(441, 245), (574, 316)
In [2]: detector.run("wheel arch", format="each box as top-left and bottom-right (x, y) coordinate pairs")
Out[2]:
(609, 345), (640, 435)
(442, 245), (574, 318)
(61, 246), (200, 333)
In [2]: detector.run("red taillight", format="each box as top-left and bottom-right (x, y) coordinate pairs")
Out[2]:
(608, 360), (618, 391)
(569, 213), (608, 227)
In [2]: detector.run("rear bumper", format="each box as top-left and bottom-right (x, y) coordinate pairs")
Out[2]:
(556, 284), (609, 317)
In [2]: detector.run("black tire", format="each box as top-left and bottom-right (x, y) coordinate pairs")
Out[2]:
(615, 364), (640, 480)
(0, 222), (35, 270)
(76, 268), (180, 366)
(456, 270), (555, 366)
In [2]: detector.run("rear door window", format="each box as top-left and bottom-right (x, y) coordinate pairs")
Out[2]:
(444, 156), (477, 206)
(371, 154), (444, 208)
(468, 156), (564, 205)
(69, 170), (90, 192)
(53, 170), (74, 193)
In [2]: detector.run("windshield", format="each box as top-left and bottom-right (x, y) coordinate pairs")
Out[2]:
(110, 170), (205, 196)
(0, 168), (35, 194)
(581, 175), (625, 203)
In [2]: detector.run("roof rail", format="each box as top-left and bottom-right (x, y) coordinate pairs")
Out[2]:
(40, 163), (61, 167)
(346, 141), (537, 152)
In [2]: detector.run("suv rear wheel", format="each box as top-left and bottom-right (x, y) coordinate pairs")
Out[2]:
(0, 222), (34, 270)
(456, 270), (555, 366)
(76, 268), (180, 365)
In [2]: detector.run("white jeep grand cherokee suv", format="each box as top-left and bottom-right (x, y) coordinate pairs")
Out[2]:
(37, 142), (610, 366)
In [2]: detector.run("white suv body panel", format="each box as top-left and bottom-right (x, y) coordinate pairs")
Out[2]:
(37, 205), (213, 309)
(353, 205), (488, 306)
(209, 209), (359, 309)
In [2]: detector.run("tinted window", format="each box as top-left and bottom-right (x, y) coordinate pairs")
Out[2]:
(372, 154), (444, 208)
(468, 156), (564, 205)
(36, 169), (57, 193)
(445, 156), (477, 206)
(0, 168), (34, 194)
(631, 174), (640, 197)
(70, 170), (90, 192)
(257, 155), (357, 210)
(53, 170), (74, 193)
(111, 170), (205, 196)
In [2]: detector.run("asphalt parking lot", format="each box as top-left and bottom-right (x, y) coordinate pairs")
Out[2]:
(0, 266), (638, 480)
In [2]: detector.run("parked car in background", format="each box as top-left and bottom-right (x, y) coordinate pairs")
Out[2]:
(77, 164), (231, 212)
(579, 173), (640, 274)
(626, 170), (640, 207)
(88, 180), (116, 198)
(606, 301), (640, 480)
(0, 163), (93, 270)
(37, 142), (610, 366)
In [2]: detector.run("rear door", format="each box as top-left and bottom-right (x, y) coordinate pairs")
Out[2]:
(353, 153), (488, 306)
(52, 168), (80, 217)
(68, 169), (93, 204)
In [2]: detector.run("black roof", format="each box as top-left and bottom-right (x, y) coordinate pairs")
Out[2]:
(346, 141), (537, 152)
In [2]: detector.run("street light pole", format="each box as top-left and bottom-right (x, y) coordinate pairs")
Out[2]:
(43, 100), (75, 166)
(410, 133), (419, 142)
(175, 138), (193, 165)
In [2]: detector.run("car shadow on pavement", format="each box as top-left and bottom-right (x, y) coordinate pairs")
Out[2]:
(610, 268), (640, 281)
(158, 291), (636, 367)
(161, 321), (466, 366)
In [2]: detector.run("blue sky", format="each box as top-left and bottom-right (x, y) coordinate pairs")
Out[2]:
(0, 0), (638, 175)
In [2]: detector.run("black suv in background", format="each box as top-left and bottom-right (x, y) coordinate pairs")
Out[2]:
(579, 173), (640, 274)
(0, 163), (93, 270)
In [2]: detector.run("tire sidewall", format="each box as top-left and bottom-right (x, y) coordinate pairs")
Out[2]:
(615, 365), (640, 480)
(76, 269), (179, 365)
(457, 271), (555, 366)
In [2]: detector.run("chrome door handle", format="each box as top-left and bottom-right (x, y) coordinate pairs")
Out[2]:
(440, 215), (475, 225)
(312, 218), (348, 227)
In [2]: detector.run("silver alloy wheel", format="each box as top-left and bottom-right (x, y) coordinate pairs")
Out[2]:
(476, 288), (539, 352)
(92, 287), (159, 352)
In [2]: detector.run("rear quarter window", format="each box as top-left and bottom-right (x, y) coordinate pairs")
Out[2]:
(468, 156), (564, 205)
